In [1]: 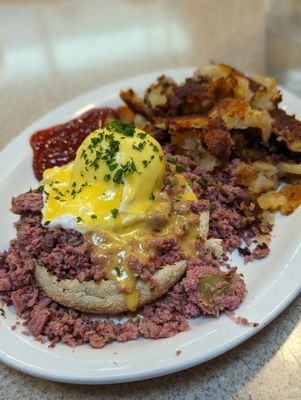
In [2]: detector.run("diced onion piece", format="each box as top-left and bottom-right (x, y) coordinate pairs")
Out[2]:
(204, 238), (223, 258)
(199, 211), (210, 240)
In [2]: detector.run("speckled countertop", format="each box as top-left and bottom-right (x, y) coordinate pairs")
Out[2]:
(0, 1), (301, 399)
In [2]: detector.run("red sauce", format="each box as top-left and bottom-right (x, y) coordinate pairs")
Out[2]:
(30, 108), (117, 180)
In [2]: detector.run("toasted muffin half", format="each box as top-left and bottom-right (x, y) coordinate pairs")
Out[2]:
(34, 260), (186, 314)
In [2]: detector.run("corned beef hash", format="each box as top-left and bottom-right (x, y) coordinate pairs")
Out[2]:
(1, 64), (301, 349)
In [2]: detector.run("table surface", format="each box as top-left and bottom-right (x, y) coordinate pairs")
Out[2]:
(1, 1), (300, 399)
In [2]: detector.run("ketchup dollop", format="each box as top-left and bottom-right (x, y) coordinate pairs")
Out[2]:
(30, 108), (117, 180)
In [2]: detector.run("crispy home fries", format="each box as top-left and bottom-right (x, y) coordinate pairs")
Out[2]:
(1, 64), (301, 349)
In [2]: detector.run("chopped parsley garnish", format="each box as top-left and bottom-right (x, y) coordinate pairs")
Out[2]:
(76, 216), (82, 223)
(44, 221), (50, 226)
(112, 158), (139, 184)
(142, 160), (150, 168)
(138, 132), (147, 139)
(108, 120), (136, 137)
(130, 158), (137, 173)
(90, 136), (103, 146)
(91, 161), (99, 170)
(176, 163), (186, 172)
(104, 174), (111, 182)
(198, 178), (210, 189)
(114, 266), (122, 277)
(209, 203), (217, 212)
(167, 156), (176, 164)
(132, 141), (146, 152)
(90, 214), (97, 219)
(111, 208), (119, 219)
(108, 162), (118, 171)
(37, 184), (44, 193)
(148, 141), (159, 153)
(149, 192), (155, 200)
(113, 168), (123, 184)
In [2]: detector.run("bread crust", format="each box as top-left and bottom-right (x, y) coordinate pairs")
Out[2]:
(34, 260), (186, 314)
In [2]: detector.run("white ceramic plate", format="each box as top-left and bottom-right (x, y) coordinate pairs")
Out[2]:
(0, 69), (301, 384)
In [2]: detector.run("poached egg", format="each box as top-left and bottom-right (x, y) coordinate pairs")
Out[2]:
(42, 120), (166, 232)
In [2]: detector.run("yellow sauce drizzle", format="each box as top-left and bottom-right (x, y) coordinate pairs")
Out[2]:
(86, 173), (199, 312)
(105, 263), (139, 311)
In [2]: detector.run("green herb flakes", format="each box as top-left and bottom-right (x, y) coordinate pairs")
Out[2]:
(176, 163), (186, 172)
(209, 203), (217, 212)
(167, 156), (176, 164)
(142, 160), (150, 168)
(138, 132), (147, 139)
(113, 169), (123, 184)
(108, 162), (118, 171)
(198, 178), (209, 189)
(132, 141), (146, 152)
(111, 208), (119, 219)
(108, 120), (136, 137)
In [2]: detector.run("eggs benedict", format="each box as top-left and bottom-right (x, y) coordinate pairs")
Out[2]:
(35, 120), (199, 314)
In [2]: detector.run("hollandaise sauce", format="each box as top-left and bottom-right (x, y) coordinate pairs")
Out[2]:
(41, 121), (199, 311)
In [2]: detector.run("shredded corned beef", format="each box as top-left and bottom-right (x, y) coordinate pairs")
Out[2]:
(11, 191), (43, 214)
(226, 311), (259, 327)
(0, 152), (266, 349)
(140, 250), (246, 323)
